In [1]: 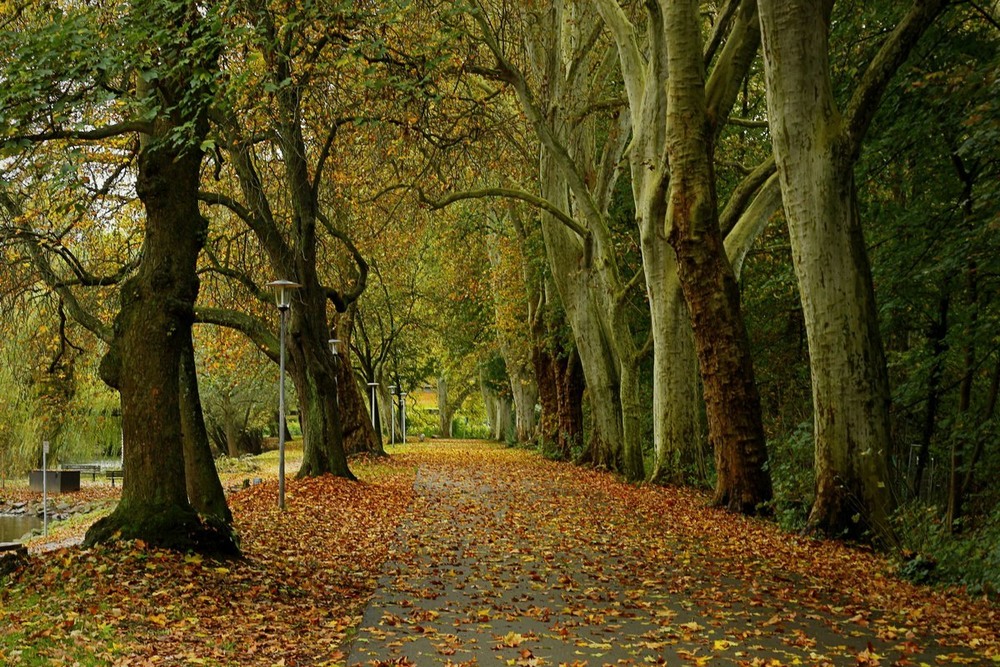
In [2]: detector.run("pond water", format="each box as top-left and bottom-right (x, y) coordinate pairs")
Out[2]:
(0, 514), (43, 542)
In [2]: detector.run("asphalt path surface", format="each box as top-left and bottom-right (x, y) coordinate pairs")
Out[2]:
(347, 445), (990, 667)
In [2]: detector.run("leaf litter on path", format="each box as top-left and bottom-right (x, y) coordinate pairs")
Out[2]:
(349, 443), (998, 667)
(2, 442), (997, 666)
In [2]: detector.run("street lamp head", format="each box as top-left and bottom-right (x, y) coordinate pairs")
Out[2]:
(266, 279), (302, 311)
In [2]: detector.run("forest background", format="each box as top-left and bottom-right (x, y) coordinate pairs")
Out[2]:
(0, 0), (998, 594)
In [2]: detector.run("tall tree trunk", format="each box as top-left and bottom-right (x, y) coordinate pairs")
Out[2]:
(533, 345), (561, 455)
(538, 154), (624, 470)
(664, 0), (771, 513)
(438, 376), (452, 437)
(86, 2), (236, 552)
(492, 395), (514, 443)
(509, 363), (538, 444)
(340, 366), (384, 456)
(337, 314), (383, 456)
(88, 122), (236, 554)
(291, 291), (355, 479)
(648, 275), (703, 484)
(556, 350), (585, 458)
(179, 331), (232, 523)
(758, 0), (946, 540)
(619, 356), (646, 482)
(533, 341), (584, 460)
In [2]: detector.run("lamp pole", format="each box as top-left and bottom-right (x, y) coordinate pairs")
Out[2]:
(329, 339), (342, 410)
(266, 279), (301, 511)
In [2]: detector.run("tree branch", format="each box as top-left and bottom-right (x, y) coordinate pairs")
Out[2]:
(419, 186), (593, 268)
(6, 121), (154, 145)
(195, 306), (279, 361)
(316, 210), (369, 310)
(842, 0), (949, 162)
(719, 156), (776, 237)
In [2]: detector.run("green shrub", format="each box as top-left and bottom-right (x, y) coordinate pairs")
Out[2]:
(763, 421), (815, 530)
(893, 501), (1000, 597)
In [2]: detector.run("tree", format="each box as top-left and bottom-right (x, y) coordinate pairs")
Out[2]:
(85, 0), (236, 550)
(758, 0), (948, 539)
(0, 0), (236, 551)
(466, 1), (646, 479)
(661, 0), (772, 511)
(197, 0), (403, 479)
(486, 210), (539, 445)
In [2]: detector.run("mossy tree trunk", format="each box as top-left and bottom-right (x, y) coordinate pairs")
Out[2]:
(759, 0), (946, 541)
(179, 331), (232, 523)
(291, 284), (355, 480)
(85, 0), (236, 554)
(88, 128), (235, 553)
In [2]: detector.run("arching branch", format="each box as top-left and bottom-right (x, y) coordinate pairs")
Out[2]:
(315, 210), (369, 311)
(418, 186), (593, 268)
(194, 306), (279, 361)
(6, 121), (154, 145)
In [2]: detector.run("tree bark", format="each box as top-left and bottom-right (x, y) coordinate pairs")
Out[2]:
(664, 0), (772, 513)
(179, 331), (232, 523)
(534, 339), (585, 460)
(758, 0), (946, 540)
(86, 1), (236, 553)
(335, 313), (383, 456)
(438, 376), (452, 437)
(594, 0), (771, 487)
(486, 3), (635, 476)
(509, 362), (538, 444)
(537, 151), (624, 471)
(291, 293), (355, 479)
(88, 122), (236, 554)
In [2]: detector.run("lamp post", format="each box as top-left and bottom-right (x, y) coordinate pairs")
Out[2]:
(266, 279), (301, 511)
(389, 385), (397, 445)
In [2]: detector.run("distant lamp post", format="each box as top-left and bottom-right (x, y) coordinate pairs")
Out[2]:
(329, 339), (343, 452)
(389, 385), (397, 445)
(266, 279), (301, 511)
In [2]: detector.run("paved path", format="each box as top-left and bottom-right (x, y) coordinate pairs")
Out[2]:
(347, 447), (989, 666)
